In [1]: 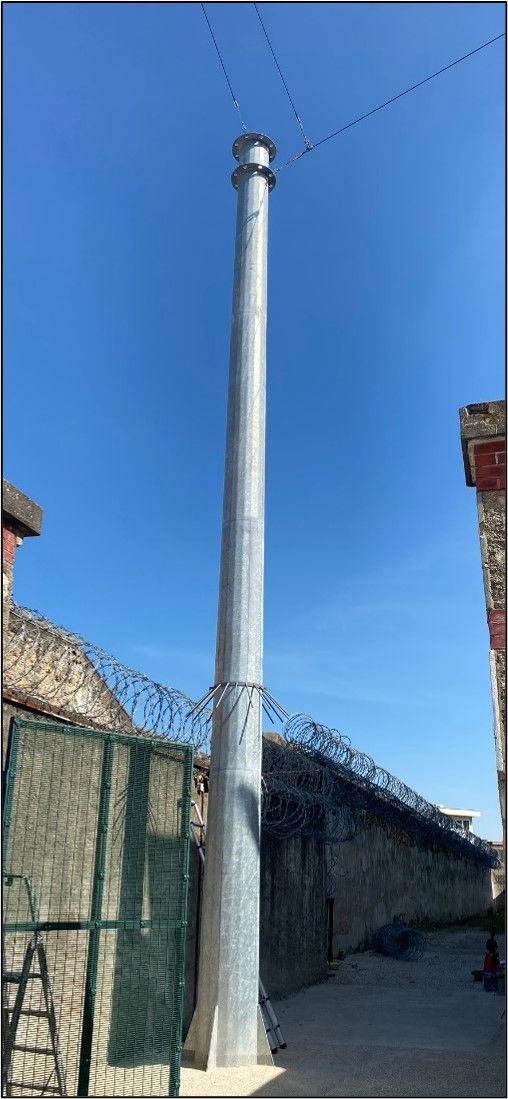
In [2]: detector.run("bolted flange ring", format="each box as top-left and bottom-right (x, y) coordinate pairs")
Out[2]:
(231, 162), (276, 192)
(232, 133), (276, 162)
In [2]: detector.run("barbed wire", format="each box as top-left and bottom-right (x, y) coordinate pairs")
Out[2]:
(4, 604), (498, 867)
(284, 715), (498, 867)
(5, 604), (212, 749)
(261, 736), (357, 844)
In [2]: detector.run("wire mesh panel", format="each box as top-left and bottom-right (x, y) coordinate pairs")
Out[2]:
(2, 718), (193, 1098)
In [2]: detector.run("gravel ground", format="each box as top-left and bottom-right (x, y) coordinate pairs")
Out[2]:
(334, 925), (506, 990)
(181, 924), (506, 1097)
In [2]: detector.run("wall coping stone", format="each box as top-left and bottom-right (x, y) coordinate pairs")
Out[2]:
(459, 401), (506, 486)
(3, 481), (43, 538)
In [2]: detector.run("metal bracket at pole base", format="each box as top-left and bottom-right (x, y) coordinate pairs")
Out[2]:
(231, 162), (276, 192)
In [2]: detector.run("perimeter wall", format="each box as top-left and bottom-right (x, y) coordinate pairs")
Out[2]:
(183, 777), (493, 1027)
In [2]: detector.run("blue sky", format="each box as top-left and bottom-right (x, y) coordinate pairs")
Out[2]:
(4, 3), (505, 838)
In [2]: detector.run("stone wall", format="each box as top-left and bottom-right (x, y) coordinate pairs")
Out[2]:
(459, 401), (506, 829)
(329, 813), (493, 956)
(4, 609), (138, 745)
(181, 787), (494, 1025)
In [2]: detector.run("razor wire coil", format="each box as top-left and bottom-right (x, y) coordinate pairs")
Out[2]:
(4, 605), (499, 867)
(374, 922), (426, 961)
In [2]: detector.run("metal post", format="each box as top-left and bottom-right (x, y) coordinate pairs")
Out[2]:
(186, 133), (276, 1069)
(77, 739), (113, 1097)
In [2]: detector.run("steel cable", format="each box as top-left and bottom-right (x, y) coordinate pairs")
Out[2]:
(276, 32), (505, 172)
(200, 3), (247, 132)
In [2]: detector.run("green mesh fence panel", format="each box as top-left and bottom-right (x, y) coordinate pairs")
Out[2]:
(2, 718), (193, 1098)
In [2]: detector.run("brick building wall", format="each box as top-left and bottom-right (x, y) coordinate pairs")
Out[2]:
(2, 481), (42, 637)
(460, 401), (506, 828)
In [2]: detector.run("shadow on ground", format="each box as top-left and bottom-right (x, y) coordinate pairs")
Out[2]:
(180, 926), (506, 1098)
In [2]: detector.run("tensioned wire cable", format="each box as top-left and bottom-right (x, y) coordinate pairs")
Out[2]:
(276, 31), (505, 172)
(253, 2), (312, 151)
(200, 3), (247, 131)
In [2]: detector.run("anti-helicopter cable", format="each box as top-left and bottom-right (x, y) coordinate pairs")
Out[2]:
(253, 3), (313, 151)
(276, 31), (505, 172)
(201, 3), (247, 132)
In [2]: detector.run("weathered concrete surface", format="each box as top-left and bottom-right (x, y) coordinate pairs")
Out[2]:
(330, 818), (493, 955)
(180, 925), (506, 1097)
(259, 831), (327, 998)
(3, 480), (43, 538)
(477, 490), (505, 609)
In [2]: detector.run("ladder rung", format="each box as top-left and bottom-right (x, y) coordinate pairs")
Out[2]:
(9, 1083), (61, 1094)
(13, 1044), (53, 1055)
(3, 972), (42, 982)
(18, 1009), (50, 1018)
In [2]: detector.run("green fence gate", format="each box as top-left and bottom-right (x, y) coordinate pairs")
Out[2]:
(2, 718), (193, 1098)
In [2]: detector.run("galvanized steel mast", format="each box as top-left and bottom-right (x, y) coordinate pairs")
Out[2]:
(187, 132), (276, 1069)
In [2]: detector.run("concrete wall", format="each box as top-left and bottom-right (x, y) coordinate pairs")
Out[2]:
(330, 813), (494, 955)
(259, 831), (327, 998)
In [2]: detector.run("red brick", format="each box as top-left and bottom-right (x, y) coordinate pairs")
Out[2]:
(476, 462), (500, 475)
(488, 608), (506, 651)
(474, 440), (505, 490)
(475, 453), (505, 470)
(2, 527), (15, 564)
(475, 454), (505, 469)
(476, 463), (505, 490)
(475, 440), (505, 456)
(477, 468), (503, 481)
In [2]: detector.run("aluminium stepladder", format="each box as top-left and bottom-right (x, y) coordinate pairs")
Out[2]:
(189, 801), (287, 1055)
(2, 874), (67, 1097)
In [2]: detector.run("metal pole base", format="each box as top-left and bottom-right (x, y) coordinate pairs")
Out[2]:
(183, 1007), (272, 1070)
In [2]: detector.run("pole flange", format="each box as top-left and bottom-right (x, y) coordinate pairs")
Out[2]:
(232, 133), (277, 162)
(231, 162), (276, 192)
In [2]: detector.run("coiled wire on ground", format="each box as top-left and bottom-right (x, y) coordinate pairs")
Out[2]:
(374, 922), (426, 961)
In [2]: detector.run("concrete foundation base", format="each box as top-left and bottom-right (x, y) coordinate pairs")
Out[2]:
(183, 1006), (272, 1070)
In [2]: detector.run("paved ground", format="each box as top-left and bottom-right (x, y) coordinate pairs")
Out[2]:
(180, 925), (506, 1097)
